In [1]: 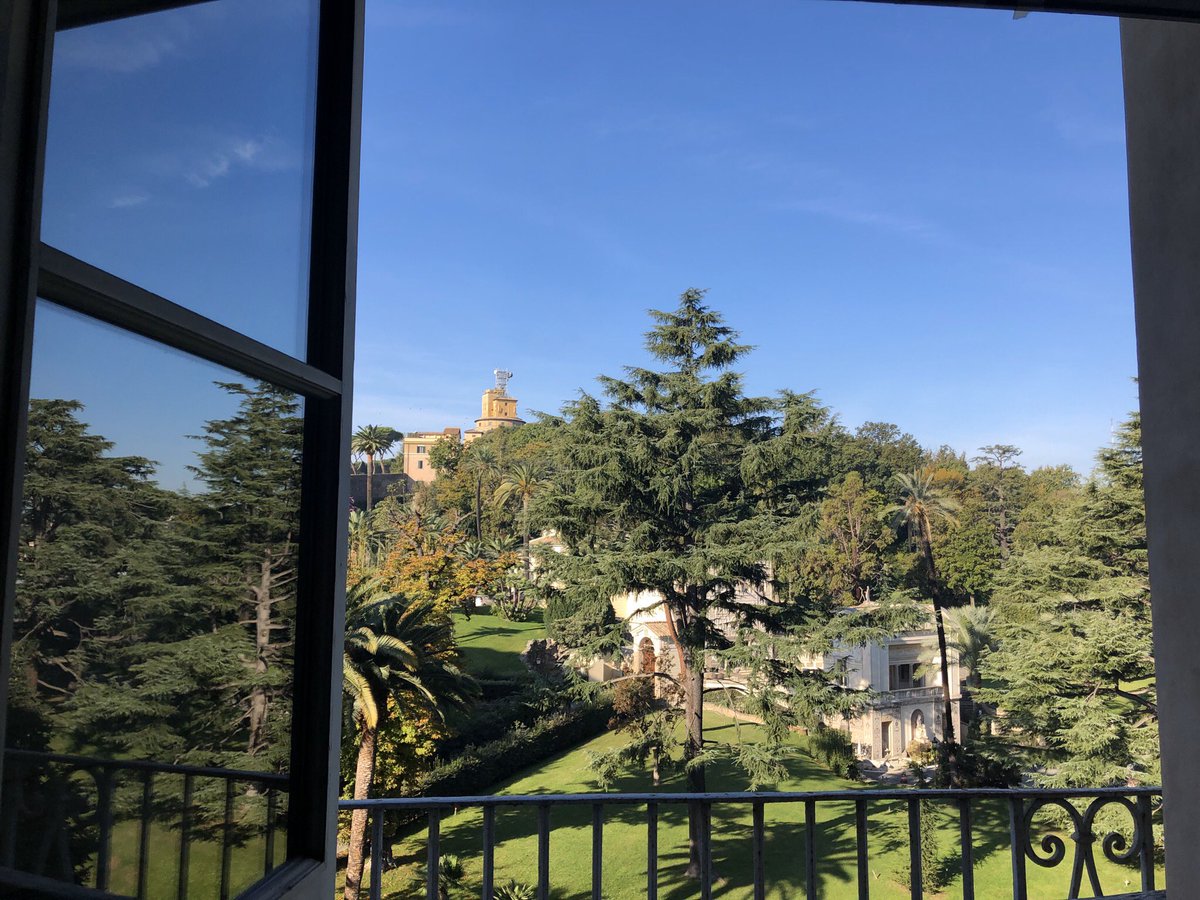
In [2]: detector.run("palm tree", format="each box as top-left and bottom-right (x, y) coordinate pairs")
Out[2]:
(348, 508), (373, 572)
(351, 425), (399, 510)
(890, 470), (961, 751)
(917, 604), (997, 690)
(465, 445), (499, 540)
(341, 578), (476, 900)
(493, 462), (546, 582)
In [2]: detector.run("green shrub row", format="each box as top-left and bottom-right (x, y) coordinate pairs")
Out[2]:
(808, 724), (859, 780)
(438, 693), (545, 758)
(416, 699), (613, 799)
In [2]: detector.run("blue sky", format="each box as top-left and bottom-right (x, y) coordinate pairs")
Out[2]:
(32, 0), (1136, 484)
(356, 0), (1136, 474)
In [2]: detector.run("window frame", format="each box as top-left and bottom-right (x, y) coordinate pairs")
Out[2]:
(0, 0), (364, 895)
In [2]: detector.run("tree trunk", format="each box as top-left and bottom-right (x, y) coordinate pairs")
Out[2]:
(522, 496), (531, 582)
(343, 720), (379, 900)
(920, 530), (960, 780)
(246, 555), (273, 756)
(682, 650), (710, 879)
(364, 453), (375, 510)
(474, 474), (483, 540)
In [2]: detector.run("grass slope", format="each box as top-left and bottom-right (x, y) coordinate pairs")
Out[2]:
(353, 713), (1160, 899)
(453, 610), (545, 677)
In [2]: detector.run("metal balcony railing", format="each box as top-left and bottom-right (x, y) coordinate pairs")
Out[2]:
(342, 786), (1162, 900)
(1, 748), (287, 899)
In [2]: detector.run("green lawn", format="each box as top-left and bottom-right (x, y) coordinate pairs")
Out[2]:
(453, 610), (545, 677)
(352, 712), (1161, 899)
(102, 806), (285, 900)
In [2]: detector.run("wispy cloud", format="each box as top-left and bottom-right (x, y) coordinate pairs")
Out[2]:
(57, 31), (181, 74)
(782, 196), (945, 241)
(147, 134), (301, 189)
(109, 192), (150, 209)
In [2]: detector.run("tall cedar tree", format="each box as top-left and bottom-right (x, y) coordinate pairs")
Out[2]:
(543, 291), (922, 877)
(188, 383), (303, 771)
(12, 400), (177, 756)
(977, 412), (1156, 786)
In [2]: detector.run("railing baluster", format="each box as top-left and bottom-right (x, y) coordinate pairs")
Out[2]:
(370, 807), (385, 900)
(482, 804), (495, 900)
(699, 801), (713, 900)
(908, 799), (922, 900)
(1008, 797), (1027, 900)
(177, 773), (194, 900)
(855, 798), (869, 900)
(426, 807), (440, 900)
(752, 800), (765, 900)
(805, 798), (817, 900)
(264, 787), (278, 876)
(591, 803), (603, 900)
(94, 767), (114, 892)
(1137, 793), (1156, 892)
(137, 771), (154, 900)
(220, 779), (235, 900)
(647, 801), (658, 900)
(959, 798), (975, 900)
(537, 803), (550, 900)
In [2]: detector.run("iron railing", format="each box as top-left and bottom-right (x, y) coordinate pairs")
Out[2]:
(342, 786), (1162, 900)
(0, 748), (288, 899)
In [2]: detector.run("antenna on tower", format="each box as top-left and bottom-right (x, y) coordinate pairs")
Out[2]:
(494, 369), (513, 394)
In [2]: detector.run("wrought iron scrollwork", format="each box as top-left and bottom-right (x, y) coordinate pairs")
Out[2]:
(1022, 794), (1146, 899)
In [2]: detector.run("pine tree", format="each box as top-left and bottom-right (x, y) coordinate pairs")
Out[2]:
(187, 383), (304, 770)
(12, 399), (179, 757)
(542, 290), (923, 878)
(976, 412), (1156, 786)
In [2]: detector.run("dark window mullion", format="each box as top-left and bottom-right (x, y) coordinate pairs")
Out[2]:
(38, 244), (341, 400)
(287, 0), (363, 870)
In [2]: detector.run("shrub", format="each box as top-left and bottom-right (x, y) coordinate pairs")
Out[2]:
(932, 741), (1020, 788)
(440, 697), (538, 757)
(475, 676), (527, 700)
(494, 881), (536, 900)
(415, 699), (614, 799)
(808, 724), (859, 780)
(906, 739), (934, 764)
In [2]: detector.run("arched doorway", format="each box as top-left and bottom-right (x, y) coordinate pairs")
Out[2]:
(638, 637), (656, 674)
(911, 708), (926, 741)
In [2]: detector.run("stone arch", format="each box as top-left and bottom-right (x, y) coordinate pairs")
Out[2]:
(638, 636), (656, 674)
(911, 708), (927, 741)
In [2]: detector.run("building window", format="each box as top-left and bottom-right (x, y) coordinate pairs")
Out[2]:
(417, 445), (426, 453)
(418, 460), (424, 469)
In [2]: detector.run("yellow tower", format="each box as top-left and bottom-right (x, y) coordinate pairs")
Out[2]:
(465, 369), (525, 441)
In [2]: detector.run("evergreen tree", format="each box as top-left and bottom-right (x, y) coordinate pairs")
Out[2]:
(976, 412), (1156, 786)
(186, 383), (304, 770)
(12, 399), (179, 757)
(542, 290), (922, 878)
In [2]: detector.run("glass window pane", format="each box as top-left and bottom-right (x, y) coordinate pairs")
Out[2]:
(41, 0), (319, 357)
(1, 302), (301, 893)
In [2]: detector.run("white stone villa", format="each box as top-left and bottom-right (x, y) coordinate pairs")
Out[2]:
(611, 588), (963, 766)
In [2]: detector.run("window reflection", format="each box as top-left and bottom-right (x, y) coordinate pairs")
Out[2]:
(41, 0), (319, 357)
(2, 303), (299, 894)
